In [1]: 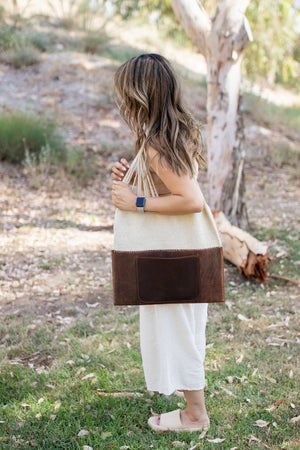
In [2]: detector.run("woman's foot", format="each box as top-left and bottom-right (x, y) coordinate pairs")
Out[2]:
(182, 389), (209, 428)
(152, 409), (209, 428)
(180, 409), (210, 429)
(148, 409), (209, 432)
(148, 389), (210, 432)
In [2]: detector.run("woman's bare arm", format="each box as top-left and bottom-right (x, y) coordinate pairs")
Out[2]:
(144, 146), (204, 215)
(111, 147), (204, 215)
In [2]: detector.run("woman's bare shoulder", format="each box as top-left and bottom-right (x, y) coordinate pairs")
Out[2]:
(146, 145), (159, 161)
(145, 145), (161, 173)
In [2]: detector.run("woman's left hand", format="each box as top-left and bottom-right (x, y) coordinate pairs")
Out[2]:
(112, 181), (137, 211)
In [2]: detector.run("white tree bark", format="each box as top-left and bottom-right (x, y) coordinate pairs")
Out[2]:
(170, 0), (210, 54)
(171, 0), (253, 228)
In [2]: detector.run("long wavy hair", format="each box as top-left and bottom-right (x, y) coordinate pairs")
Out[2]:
(114, 53), (206, 176)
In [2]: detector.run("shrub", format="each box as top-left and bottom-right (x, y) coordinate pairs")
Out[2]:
(24, 29), (56, 52)
(0, 25), (43, 68)
(0, 5), (4, 21)
(0, 25), (15, 51)
(83, 29), (109, 54)
(270, 141), (300, 168)
(63, 147), (98, 182)
(1, 44), (40, 68)
(0, 111), (66, 164)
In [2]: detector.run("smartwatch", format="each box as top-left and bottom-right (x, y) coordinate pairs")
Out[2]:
(136, 196), (146, 213)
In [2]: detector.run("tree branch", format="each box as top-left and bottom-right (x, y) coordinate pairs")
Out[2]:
(170, 0), (211, 56)
(222, 0), (251, 16)
(208, 0), (253, 61)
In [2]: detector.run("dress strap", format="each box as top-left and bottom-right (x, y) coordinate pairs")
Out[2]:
(123, 143), (159, 198)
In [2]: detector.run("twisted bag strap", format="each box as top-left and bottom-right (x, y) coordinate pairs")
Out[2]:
(122, 143), (159, 198)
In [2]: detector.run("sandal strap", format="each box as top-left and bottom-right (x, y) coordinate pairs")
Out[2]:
(160, 409), (182, 428)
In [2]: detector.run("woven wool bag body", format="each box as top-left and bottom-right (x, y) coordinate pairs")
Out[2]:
(112, 145), (225, 305)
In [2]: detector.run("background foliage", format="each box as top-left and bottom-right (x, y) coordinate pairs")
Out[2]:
(107, 0), (300, 89)
(1, 0), (299, 89)
(245, 0), (299, 86)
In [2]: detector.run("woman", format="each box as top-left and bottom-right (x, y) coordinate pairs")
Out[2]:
(111, 53), (211, 432)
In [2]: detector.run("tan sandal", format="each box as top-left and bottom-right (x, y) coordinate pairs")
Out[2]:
(148, 409), (210, 433)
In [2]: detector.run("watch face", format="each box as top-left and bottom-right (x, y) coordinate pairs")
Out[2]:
(136, 197), (146, 207)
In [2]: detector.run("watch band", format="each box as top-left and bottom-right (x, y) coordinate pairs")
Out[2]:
(136, 196), (146, 213)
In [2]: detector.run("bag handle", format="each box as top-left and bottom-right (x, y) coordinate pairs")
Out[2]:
(123, 143), (159, 198)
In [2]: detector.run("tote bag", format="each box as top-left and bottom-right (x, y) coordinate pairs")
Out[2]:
(111, 145), (225, 306)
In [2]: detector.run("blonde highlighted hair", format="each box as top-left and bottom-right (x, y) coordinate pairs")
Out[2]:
(114, 53), (206, 176)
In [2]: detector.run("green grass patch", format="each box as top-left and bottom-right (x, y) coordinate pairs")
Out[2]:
(99, 44), (143, 63)
(253, 226), (300, 283)
(82, 29), (110, 54)
(243, 92), (300, 135)
(0, 111), (66, 164)
(0, 24), (15, 51)
(0, 25), (42, 68)
(1, 44), (40, 69)
(62, 147), (98, 183)
(23, 29), (57, 53)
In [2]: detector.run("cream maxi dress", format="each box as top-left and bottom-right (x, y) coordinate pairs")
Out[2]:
(113, 155), (222, 395)
(138, 172), (207, 395)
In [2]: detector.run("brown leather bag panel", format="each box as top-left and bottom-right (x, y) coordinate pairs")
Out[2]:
(111, 250), (138, 305)
(137, 255), (200, 303)
(111, 247), (225, 306)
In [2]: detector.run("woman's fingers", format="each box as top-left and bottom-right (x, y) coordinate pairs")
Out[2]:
(111, 181), (136, 211)
(111, 160), (130, 180)
(112, 170), (122, 181)
(112, 167), (124, 180)
(120, 158), (130, 169)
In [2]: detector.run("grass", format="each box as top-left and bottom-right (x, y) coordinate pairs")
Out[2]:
(253, 227), (300, 282)
(61, 147), (98, 183)
(0, 24), (15, 51)
(0, 111), (66, 164)
(0, 226), (299, 449)
(23, 29), (57, 53)
(243, 93), (300, 136)
(0, 25), (41, 68)
(99, 44), (144, 63)
(0, 22), (110, 61)
(82, 29), (110, 54)
(1, 44), (41, 68)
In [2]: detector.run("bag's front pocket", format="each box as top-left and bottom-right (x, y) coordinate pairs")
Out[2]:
(136, 255), (200, 303)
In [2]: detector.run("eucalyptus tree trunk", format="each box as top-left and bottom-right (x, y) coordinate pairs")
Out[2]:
(171, 0), (252, 228)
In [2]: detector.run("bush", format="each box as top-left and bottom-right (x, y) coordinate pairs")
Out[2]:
(0, 111), (66, 164)
(24, 29), (56, 52)
(63, 147), (98, 182)
(0, 25), (43, 68)
(0, 25), (15, 51)
(1, 44), (40, 68)
(82, 29), (109, 54)
(270, 141), (300, 168)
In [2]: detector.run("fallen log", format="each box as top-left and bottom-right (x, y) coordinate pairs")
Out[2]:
(212, 210), (270, 282)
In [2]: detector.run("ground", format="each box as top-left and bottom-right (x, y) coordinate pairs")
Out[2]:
(0, 17), (299, 450)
